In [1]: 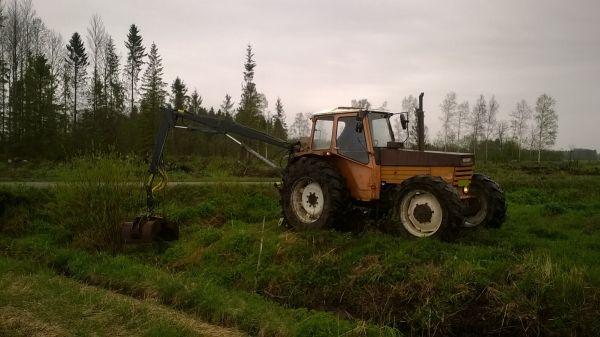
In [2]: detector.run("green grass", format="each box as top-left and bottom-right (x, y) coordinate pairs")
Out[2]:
(0, 237), (399, 337)
(0, 256), (243, 337)
(1, 161), (600, 336)
(146, 164), (600, 336)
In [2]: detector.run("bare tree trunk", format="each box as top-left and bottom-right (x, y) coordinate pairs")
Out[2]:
(130, 67), (134, 114)
(485, 139), (488, 162)
(73, 66), (77, 128)
(537, 123), (543, 163)
(456, 119), (461, 151)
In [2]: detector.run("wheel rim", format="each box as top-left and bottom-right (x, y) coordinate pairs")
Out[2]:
(464, 190), (488, 227)
(399, 189), (443, 237)
(290, 178), (324, 223)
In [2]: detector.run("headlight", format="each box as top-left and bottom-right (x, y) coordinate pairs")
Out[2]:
(461, 157), (473, 165)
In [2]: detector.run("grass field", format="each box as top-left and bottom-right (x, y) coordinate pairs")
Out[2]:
(1, 159), (599, 336)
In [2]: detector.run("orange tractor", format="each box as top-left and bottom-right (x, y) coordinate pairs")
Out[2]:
(123, 93), (506, 242)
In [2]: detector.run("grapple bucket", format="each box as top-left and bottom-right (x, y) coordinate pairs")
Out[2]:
(122, 216), (179, 243)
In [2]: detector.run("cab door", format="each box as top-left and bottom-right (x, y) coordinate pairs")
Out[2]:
(332, 115), (379, 201)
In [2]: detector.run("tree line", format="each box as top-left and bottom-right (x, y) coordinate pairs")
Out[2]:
(0, 0), (288, 161)
(0, 0), (576, 164)
(433, 92), (559, 163)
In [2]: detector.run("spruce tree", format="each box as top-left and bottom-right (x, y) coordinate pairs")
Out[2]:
(140, 43), (166, 114)
(272, 97), (287, 140)
(170, 76), (187, 110)
(189, 89), (204, 114)
(138, 42), (166, 152)
(65, 32), (88, 129)
(104, 36), (124, 113)
(125, 24), (145, 115)
(220, 93), (234, 119)
(236, 44), (262, 128)
(22, 55), (59, 158)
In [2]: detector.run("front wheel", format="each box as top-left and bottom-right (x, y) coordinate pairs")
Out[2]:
(463, 173), (506, 228)
(387, 175), (464, 239)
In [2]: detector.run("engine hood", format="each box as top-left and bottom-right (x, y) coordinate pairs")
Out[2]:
(375, 148), (474, 167)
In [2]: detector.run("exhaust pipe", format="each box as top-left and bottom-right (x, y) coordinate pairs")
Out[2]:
(417, 92), (425, 152)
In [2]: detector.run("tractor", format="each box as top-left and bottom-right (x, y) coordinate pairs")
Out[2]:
(122, 93), (506, 242)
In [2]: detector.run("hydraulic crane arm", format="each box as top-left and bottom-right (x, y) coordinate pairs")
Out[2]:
(145, 108), (295, 213)
(149, 108), (294, 174)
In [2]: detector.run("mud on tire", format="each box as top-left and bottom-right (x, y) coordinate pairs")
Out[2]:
(280, 157), (349, 230)
(386, 175), (464, 240)
(463, 173), (507, 228)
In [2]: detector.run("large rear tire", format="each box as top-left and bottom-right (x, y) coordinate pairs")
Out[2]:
(386, 175), (464, 239)
(280, 157), (349, 230)
(463, 173), (506, 228)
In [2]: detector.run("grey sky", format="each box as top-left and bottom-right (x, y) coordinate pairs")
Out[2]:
(33, 0), (600, 150)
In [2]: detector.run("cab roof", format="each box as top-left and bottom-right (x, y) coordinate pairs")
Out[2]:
(312, 107), (393, 117)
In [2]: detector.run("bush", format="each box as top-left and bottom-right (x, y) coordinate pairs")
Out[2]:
(0, 186), (51, 235)
(52, 153), (143, 251)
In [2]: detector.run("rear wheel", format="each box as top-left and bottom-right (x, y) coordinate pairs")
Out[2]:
(387, 175), (464, 239)
(280, 157), (349, 230)
(463, 173), (506, 228)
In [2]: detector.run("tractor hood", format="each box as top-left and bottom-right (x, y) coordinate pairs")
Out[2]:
(375, 148), (474, 167)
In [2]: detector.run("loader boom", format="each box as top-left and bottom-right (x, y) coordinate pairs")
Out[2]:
(149, 108), (294, 175)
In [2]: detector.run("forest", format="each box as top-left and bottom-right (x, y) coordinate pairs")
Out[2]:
(0, 0), (596, 166)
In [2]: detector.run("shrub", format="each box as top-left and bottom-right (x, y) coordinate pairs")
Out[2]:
(52, 152), (143, 251)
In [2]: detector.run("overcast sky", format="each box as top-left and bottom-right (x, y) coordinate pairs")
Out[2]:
(32, 0), (600, 150)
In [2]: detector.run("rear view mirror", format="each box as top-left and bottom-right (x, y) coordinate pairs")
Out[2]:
(400, 113), (409, 130)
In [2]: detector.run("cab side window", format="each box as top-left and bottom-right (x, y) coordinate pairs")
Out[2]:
(312, 117), (334, 150)
(336, 117), (369, 164)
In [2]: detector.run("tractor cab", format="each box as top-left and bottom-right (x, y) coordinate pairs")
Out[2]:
(308, 108), (396, 164)
(302, 106), (476, 202)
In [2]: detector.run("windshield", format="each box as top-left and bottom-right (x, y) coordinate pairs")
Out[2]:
(368, 113), (394, 147)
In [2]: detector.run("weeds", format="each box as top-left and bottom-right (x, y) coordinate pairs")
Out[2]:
(52, 152), (143, 252)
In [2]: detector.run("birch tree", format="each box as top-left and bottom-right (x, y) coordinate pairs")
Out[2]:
(291, 112), (310, 139)
(455, 101), (468, 151)
(0, 0), (7, 138)
(439, 92), (457, 152)
(510, 99), (532, 161)
(6, 0), (20, 141)
(533, 94), (558, 162)
(496, 120), (508, 149)
(483, 95), (498, 162)
(470, 94), (486, 156)
(402, 95), (420, 147)
(86, 14), (105, 116)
